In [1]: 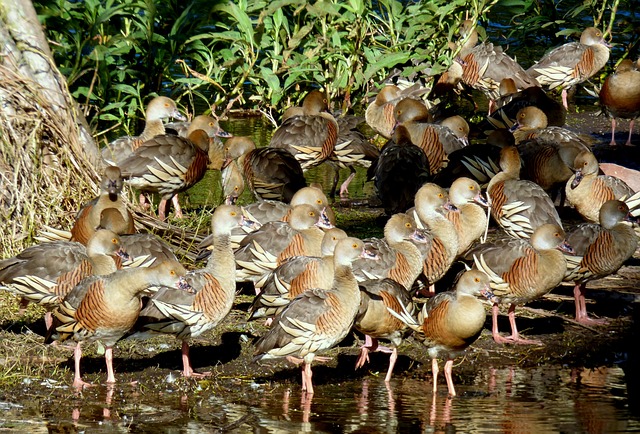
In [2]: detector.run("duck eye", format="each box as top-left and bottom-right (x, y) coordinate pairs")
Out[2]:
(230, 211), (237, 216)
(352, 243), (358, 248)
(405, 222), (411, 228)
(474, 277), (480, 282)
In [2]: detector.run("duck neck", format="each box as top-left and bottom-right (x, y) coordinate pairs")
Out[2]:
(448, 292), (485, 338)
(333, 263), (359, 298)
(140, 119), (166, 142)
(388, 239), (425, 288)
(535, 249), (567, 294)
(206, 233), (236, 290)
(89, 254), (119, 276)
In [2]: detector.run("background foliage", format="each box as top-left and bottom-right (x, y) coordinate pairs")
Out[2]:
(33, 0), (636, 142)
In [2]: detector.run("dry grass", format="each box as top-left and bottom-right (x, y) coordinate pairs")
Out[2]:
(0, 62), (100, 256)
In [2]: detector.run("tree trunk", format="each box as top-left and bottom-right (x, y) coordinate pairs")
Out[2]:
(0, 0), (99, 162)
(0, 0), (103, 248)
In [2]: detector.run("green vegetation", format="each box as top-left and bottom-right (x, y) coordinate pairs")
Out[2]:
(34, 0), (501, 141)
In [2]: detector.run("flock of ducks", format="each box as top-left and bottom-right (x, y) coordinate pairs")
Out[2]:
(2, 22), (640, 398)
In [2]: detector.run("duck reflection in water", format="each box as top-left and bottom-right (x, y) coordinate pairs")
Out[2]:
(280, 388), (313, 424)
(71, 384), (116, 423)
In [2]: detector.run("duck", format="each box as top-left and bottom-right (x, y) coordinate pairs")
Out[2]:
(222, 136), (306, 203)
(453, 20), (540, 113)
(365, 84), (431, 139)
(331, 115), (380, 198)
(249, 228), (348, 321)
(485, 80), (566, 130)
(234, 204), (333, 289)
(487, 145), (563, 239)
(369, 124), (431, 215)
(470, 223), (573, 344)
(409, 183), (460, 295)
(221, 156), (245, 204)
(394, 99), (469, 174)
(269, 90), (338, 171)
(432, 128), (513, 188)
(389, 270), (492, 396)
(45, 259), (190, 389)
(69, 166), (135, 245)
(168, 115), (233, 171)
(127, 205), (251, 377)
(599, 58), (640, 147)
(253, 237), (376, 395)
(118, 115), (221, 220)
(352, 213), (427, 291)
(101, 96), (186, 165)
(444, 177), (489, 256)
(0, 229), (128, 330)
(510, 106), (593, 149)
(96, 208), (178, 268)
(566, 150), (638, 223)
(354, 278), (415, 383)
(527, 27), (611, 109)
(165, 115), (231, 142)
(198, 186), (336, 256)
(564, 200), (638, 324)
(516, 138), (585, 195)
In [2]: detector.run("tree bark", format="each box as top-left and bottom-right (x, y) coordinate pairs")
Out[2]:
(0, 0), (100, 163)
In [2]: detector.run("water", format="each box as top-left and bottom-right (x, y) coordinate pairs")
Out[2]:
(2, 366), (638, 432)
(184, 114), (376, 210)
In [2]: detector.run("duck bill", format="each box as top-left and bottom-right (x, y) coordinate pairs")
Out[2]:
(216, 128), (232, 138)
(473, 193), (489, 207)
(509, 122), (521, 132)
(444, 201), (458, 212)
(570, 171), (583, 189)
(221, 157), (233, 170)
(624, 212), (639, 224)
(557, 240), (574, 255)
(106, 179), (120, 198)
(224, 194), (238, 205)
(177, 276), (195, 294)
(115, 248), (131, 263)
(360, 247), (378, 260)
(240, 216), (260, 231)
(316, 207), (334, 229)
(410, 229), (428, 244)
(171, 110), (187, 122)
(461, 136), (469, 147)
(480, 285), (498, 302)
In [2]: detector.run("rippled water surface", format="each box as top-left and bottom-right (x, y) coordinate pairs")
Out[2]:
(1, 366), (638, 432)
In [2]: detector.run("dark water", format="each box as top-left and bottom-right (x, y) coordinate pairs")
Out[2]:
(2, 366), (638, 432)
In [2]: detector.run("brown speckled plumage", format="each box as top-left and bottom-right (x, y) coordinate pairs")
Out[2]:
(249, 228), (348, 321)
(470, 224), (571, 344)
(564, 200), (638, 324)
(70, 166), (135, 245)
(270, 90), (339, 171)
(129, 205), (246, 377)
(352, 213), (426, 290)
(46, 260), (188, 388)
(253, 237), (372, 395)
(488, 145), (562, 239)
(354, 278), (415, 382)
(234, 204), (332, 287)
(527, 27), (610, 109)
(566, 150), (637, 223)
(102, 96), (186, 165)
